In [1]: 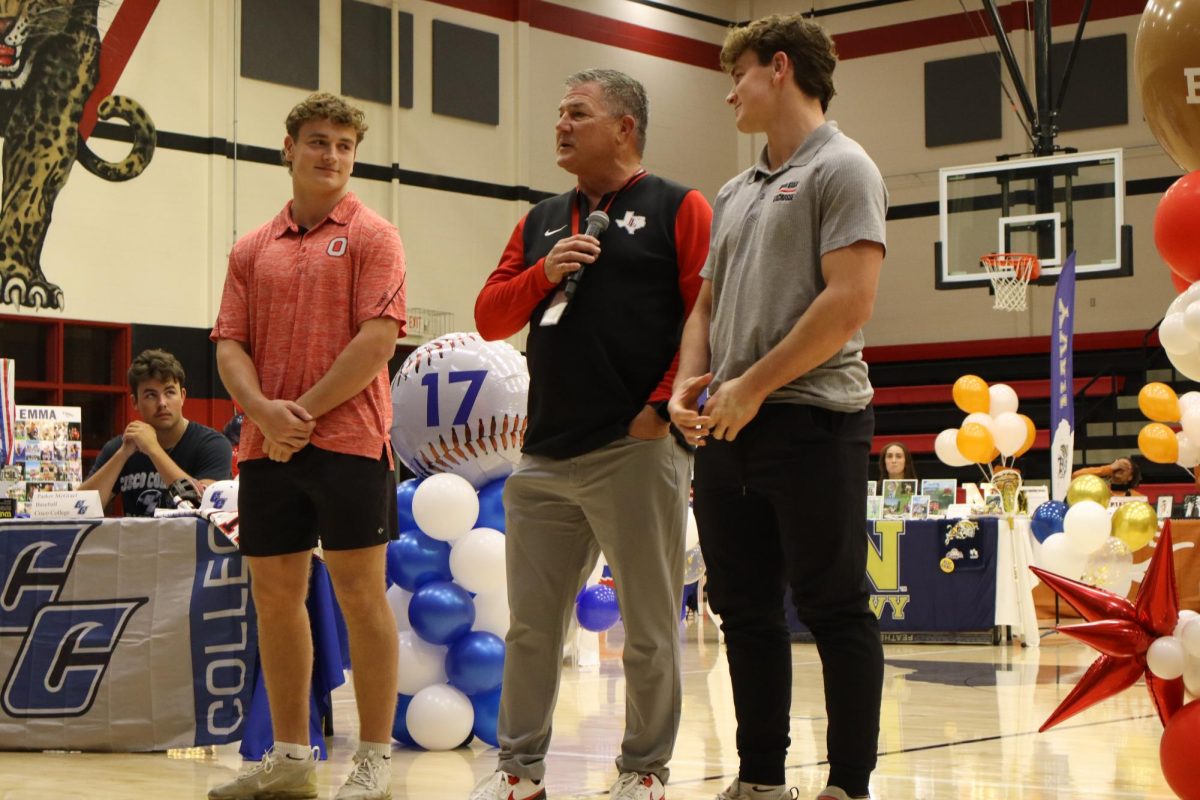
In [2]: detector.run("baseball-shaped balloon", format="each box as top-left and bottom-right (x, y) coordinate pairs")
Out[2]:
(391, 332), (529, 488)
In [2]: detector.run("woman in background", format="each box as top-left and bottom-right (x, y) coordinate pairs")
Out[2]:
(878, 441), (918, 483)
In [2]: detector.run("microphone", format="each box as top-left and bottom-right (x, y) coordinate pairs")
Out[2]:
(563, 210), (610, 301)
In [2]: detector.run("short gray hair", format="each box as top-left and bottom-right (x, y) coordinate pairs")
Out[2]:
(566, 68), (648, 154)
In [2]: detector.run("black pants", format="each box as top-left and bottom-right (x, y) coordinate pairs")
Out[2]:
(693, 403), (883, 796)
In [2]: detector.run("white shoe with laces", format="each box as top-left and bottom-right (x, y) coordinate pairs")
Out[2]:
(715, 779), (797, 800)
(208, 746), (318, 800)
(334, 750), (392, 800)
(468, 770), (547, 800)
(609, 772), (665, 800)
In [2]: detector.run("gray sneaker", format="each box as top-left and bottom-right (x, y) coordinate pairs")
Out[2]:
(334, 751), (391, 800)
(208, 748), (318, 800)
(715, 779), (796, 800)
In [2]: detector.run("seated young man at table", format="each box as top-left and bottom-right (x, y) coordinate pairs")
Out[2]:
(81, 349), (233, 515)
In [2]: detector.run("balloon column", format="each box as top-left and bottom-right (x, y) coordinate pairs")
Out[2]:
(1034, 522), (1200, 797)
(387, 472), (509, 750)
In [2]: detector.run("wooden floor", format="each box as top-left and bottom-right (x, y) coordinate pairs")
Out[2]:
(0, 619), (1180, 799)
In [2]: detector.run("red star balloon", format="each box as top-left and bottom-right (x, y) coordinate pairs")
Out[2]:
(1032, 521), (1183, 731)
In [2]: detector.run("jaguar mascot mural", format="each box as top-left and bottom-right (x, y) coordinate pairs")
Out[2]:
(0, 0), (155, 309)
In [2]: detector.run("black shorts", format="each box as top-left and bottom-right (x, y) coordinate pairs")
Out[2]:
(237, 445), (399, 557)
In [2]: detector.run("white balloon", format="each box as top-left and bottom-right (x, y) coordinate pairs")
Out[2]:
(412, 473), (480, 542)
(386, 584), (413, 632)
(1183, 409), (1200, 442)
(1160, 312), (1198, 355)
(934, 428), (972, 467)
(1168, 281), (1200, 317)
(396, 631), (447, 695)
(963, 412), (994, 434)
(1147, 636), (1186, 680)
(1180, 391), (1200, 416)
(1169, 347), (1200, 383)
(406, 685), (474, 751)
(1179, 431), (1200, 469)
(1181, 616), (1200, 658)
(472, 588), (511, 638)
(988, 384), (1019, 416)
(1185, 302), (1200, 341)
(992, 411), (1027, 457)
(685, 507), (700, 550)
(390, 332), (529, 488)
(1037, 533), (1088, 580)
(449, 528), (507, 594)
(1176, 609), (1200, 637)
(1062, 501), (1111, 555)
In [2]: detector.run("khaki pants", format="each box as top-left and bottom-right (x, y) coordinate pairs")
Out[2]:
(496, 434), (690, 783)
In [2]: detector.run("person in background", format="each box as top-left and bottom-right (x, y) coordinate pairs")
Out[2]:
(877, 440), (918, 483)
(1073, 456), (1144, 497)
(80, 348), (232, 516)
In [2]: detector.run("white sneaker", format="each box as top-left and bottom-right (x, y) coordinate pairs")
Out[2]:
(715, 779), (796, 800)
(335, 751), (391, 800)
(468, 770), (546, 800)
(208, 747), (318, 800)
(610, 772), (665, 800)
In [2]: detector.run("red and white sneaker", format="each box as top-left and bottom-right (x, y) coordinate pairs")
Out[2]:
(609, 773), (665, 800)
(468, 771), (546, 800)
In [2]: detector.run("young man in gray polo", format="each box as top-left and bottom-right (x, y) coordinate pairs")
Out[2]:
(669, 14), (887, 800)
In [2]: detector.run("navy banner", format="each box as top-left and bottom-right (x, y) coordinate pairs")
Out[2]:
(1050, 252), (1078, 501)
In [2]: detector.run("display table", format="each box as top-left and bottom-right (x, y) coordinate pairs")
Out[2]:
(786, 517), (1039, 645)
(0, 517), (257, 751)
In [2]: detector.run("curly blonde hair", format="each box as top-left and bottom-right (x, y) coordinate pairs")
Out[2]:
(281, 92), (368, 169)
(720, 14), (838, 112)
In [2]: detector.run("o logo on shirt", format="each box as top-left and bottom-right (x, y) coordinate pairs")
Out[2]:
(327, 237), (348, 257)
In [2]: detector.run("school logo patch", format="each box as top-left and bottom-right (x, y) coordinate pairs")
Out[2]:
(327, 237), (348, 257)
(615, 210), (646, 234)
(773, 181), (799, 202)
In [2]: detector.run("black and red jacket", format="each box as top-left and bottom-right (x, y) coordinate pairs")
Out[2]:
(476, 173), (711, 459)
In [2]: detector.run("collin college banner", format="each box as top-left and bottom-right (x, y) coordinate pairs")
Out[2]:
(1050, 252), (1078, 502)
(0, 517), (256, 751)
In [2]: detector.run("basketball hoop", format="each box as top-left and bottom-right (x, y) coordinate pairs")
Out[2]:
(981, 253), (1040, 312)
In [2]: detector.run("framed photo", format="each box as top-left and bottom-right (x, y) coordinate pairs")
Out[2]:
(866, 480), (877, 498)
(1021, 484), (1050, 514)
(921, 479), (956, 515)
(908, 494), (930, 519)
(1158, 495), (1173, 520)
(882, 479), (917, 517)
(866, 495), (883, 520)
(1184, 495), (1200, 519)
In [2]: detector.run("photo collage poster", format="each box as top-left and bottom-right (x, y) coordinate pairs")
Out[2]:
(0, 406), (84, 513)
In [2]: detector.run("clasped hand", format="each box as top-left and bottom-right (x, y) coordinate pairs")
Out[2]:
(257, 399), (315, 463)
(669, 373), (765, 444)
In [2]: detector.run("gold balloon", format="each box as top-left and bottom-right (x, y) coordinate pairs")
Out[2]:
(1112, 501), (1159, 551)
(1136, 0), (1200, 171)
(1138, 381), (1181, 423)
(1139, 422), (1180, 464)
(956, 422), (994, 464)
(952, 375), (989, 414)
(1067, 474), (1111, 507)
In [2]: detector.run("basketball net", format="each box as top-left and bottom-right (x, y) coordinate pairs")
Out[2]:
(981, 253), (1040, 312)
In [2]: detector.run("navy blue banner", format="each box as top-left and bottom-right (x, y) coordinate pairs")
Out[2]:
(1050, 252), (1078, 501)
(190, 519), (257, 745)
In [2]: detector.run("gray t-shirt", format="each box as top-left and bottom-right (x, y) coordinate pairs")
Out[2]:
(700, 121), (887, 412)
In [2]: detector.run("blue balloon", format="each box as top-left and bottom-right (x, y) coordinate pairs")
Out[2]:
(477, 478), (507, 532)
(446, 631), (506, 695)
(1031, 500), (1068, 543)
(386, 529), (452, 591)
(396, 479), (420, 531)
(470, 687), (502, 747)
(576, 583), (620, 632)
(409, 581), (476, 644)
(392, 693), (416, 747)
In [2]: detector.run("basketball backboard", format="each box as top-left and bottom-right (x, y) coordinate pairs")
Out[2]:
(936, 148), (1130, 288)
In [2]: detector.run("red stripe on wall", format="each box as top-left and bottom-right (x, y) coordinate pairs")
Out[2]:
(81, 0), (160, 140)
(835, 0), (1148, 61)
(428, 0), (1145, 72)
